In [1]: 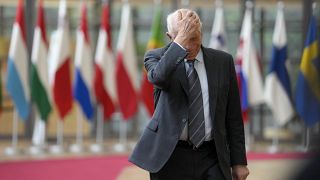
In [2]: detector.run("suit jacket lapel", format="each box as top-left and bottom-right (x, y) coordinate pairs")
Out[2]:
(176, 61), (189, 96)
(202, 46), (218, 121)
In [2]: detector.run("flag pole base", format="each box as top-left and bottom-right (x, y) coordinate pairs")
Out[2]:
(89, 143), (104, 153)
(296, 145), (309, 153)
(49, 145), (64, 154)
(69, 143), (84, 153)
(127, 141), (136, 150)
(113, 143), (127, 152)
(28, 145), (46, 155)
(4, 146), (19, 156)
(268, 145), (280, 154)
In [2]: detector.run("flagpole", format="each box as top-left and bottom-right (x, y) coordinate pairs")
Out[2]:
(57, 119), (64, 147)
(245, 121), (251, 152)
(4, 109), (19, 156)
(268, 122), (280, 154)
(181, 0), (189, 8)
(312, 2), (317, 16)
(97, 105), (104, 144)
(29, 113), (46, 155)
(304, 127), (310, 152)
(114, 112), (127, 152)
(90, 105), (104, 152)
(299, 124), (311, 152)
(70, 106), (84, 153)
(49, 118), (64, 154)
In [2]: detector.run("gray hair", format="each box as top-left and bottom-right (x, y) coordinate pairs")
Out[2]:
(166, 9), (202, 36)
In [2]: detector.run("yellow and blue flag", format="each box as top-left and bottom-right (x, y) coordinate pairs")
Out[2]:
(295, 15), (320, 127)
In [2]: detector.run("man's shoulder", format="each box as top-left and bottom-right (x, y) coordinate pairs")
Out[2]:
(203, 47), (233, 60)
(145, 44), (171, 56)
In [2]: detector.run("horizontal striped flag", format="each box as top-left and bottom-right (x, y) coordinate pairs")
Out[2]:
(74, 2), (94, 120)
(6, 0), (30, 120)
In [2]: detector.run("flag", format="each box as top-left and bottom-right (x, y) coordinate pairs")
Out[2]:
(73, 2), (94, 120)
(94, 2), (116, 120)
(265, 3), (294, 126)
(140, 6), (165, 117)
(6, 0), (30, 120)
(115, 3), (139, 120)
(208, 1), (227, 51)
(235, 3), (264, 122)
(295, 15), (320, 127)
(31, 0), (51, 121)
(49, 0), (72, 119)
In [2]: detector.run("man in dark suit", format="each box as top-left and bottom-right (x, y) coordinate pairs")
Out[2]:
(130, 9), (249, 180)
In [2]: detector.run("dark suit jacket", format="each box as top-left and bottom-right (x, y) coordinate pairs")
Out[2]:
(129, 43), (247, 180)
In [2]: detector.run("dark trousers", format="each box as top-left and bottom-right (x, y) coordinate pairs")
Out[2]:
(150, 140), (225, 180)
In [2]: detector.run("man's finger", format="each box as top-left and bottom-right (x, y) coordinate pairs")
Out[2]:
(186, 11), (193, 17)
(177, 10), (182, 20)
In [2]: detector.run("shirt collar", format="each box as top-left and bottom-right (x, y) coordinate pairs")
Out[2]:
(184, 48), (203, 63)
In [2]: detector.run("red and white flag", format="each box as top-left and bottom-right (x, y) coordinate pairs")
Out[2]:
(115, 3), (139, 120)
(94, 2), (116, 120)
(48, 0), (72, 119)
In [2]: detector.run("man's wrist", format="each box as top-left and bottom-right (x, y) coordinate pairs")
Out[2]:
(173, 41), (186, 51)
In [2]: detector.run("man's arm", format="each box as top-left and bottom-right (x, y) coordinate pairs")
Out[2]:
(225, 54), (249, 180)
(144, 43), (187, 90)
(144, 10), (200, 89)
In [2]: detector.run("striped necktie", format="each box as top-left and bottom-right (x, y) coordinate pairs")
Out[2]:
(186, 60), (205, 148)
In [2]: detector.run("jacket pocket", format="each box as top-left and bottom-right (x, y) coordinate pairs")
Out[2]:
(147, 119), (159, 132)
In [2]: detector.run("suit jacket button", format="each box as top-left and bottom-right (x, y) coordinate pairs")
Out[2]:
(182, 118), (187, 123)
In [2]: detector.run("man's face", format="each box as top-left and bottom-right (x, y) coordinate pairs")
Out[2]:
(185, 29), (202, 60)
(169, 10), (202, 60)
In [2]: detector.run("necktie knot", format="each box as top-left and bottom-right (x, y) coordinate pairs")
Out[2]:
(187, 60), (195, 67)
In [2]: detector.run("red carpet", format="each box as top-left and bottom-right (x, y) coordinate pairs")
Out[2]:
(0, 155), (131, 180)
(0, 152), (313, 180)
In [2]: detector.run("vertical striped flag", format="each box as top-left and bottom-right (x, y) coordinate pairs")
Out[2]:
(265, 3), (294, 126)
(295, 14), (320, 127)
(73, 2), (94, 120)
(235, 2), (264, 122)
(94, 2), (116, 120)
(6, 0), (30, 120)
(115, 3), (139, 120)
(49, 0), (72, 119)
(208, 1), (227, 51)
(31, 0), (51, 121)
(140, 6), (164, 117)
(31, 0), (51, 145)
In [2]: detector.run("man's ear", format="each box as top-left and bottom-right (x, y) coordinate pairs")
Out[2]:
(166, 32), (174, 41)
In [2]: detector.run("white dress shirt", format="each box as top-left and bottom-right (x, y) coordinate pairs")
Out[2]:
(179, 48), (213, 141)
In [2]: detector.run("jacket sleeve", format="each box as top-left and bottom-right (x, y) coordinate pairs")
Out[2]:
(225, 54), (248, 166)
(144, 43), (188, 90)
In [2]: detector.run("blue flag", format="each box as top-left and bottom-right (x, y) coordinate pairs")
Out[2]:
(295, 15), (320, 127)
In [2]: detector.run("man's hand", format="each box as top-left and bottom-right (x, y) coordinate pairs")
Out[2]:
(232, 165), (249, 180)
(173, 10), (200, 49)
